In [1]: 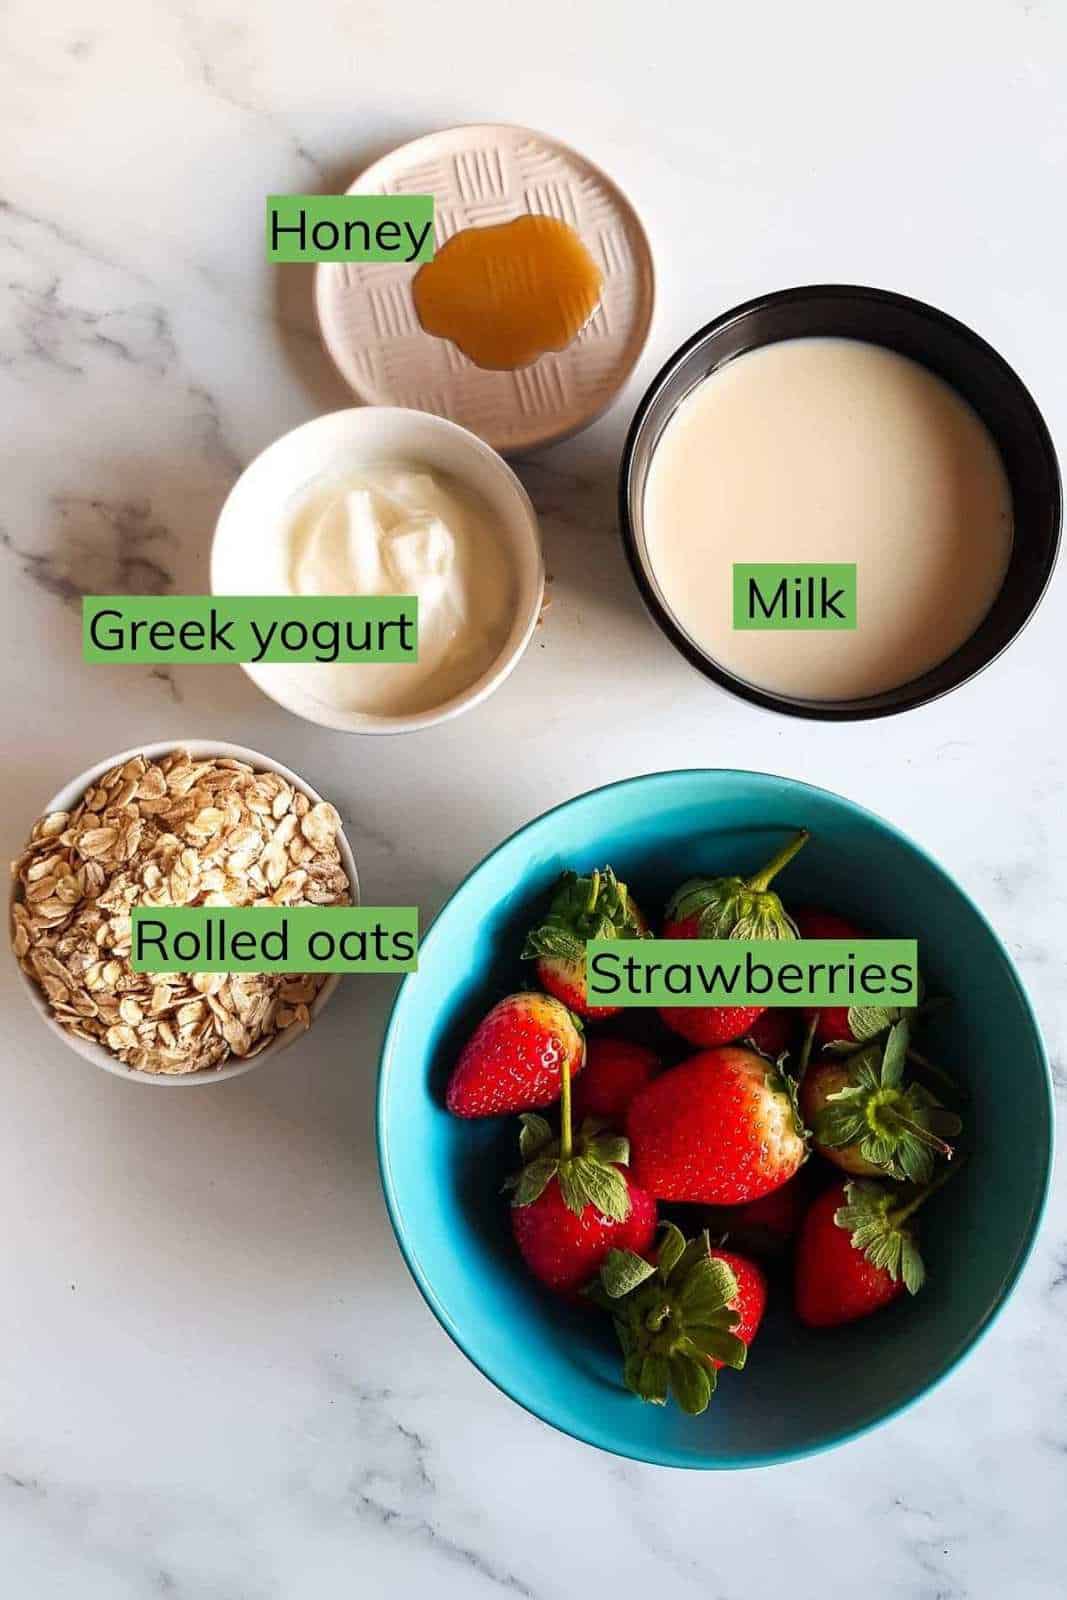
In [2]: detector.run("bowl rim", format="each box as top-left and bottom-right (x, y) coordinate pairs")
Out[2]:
(210, 406), (546, 735)
(376, 766), (1054, 1468)
(9, 739), (360, 1086)
(617, 283), (1063, 723)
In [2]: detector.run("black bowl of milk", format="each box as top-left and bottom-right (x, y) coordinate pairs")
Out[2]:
(619, 285), (1060, 720)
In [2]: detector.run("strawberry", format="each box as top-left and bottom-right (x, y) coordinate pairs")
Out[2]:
(708, 1168), (812, 1256)
(795, 907), (915, 1048)
(627, 1045), (808, 1205)
(658, 830), (808, 1047)
(800, 1020), (960, 1183)
(661, 1004), (770, 1050)
(571, 1038), (660, 1124)
(446, 992), (584, 1118)
(507, 1052), (656, 1297)
(744, 1007), (798, 1060)
(593, 1224), (756, 1413)
(794, 1177), (931, 1328)
(523, 867), (647, 1020)
(700, 1018), (819, 1250)
(511, 1160), (657, 1298)
(707, 1248), (767, 1366)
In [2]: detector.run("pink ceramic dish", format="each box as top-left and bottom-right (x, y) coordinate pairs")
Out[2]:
(315, 123), (655, 454)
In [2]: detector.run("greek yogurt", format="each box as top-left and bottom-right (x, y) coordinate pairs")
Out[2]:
(280, 463), (517, 716)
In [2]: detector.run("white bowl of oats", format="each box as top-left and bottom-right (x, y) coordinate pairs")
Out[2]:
(9, 741), (359, 1084)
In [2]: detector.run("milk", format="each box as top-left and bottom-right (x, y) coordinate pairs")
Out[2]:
(642, 338), (1013, 702)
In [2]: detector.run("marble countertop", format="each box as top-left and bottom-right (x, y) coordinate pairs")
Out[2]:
(2, 1), (1065, 1594)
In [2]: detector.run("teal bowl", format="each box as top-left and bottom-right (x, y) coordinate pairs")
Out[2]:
(377, 770), (1052, 1468)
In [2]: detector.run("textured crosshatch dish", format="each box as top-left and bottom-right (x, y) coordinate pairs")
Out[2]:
(315, 124), (655, 452)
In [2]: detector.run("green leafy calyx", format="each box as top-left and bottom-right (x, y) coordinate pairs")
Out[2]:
(505, 1112), (632, 1222)
(826, 985), (934, 1052)
(665, 830), (809, 941)
(845, 1003), (914, 1042)
(522, 867), (646, 965)
(595, 1224), (746, 1414)
(815, 1021), (961, 1184)
(834, 1179), (927, 1295)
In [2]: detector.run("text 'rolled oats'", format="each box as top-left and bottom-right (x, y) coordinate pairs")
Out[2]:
(10, 750), (350, 1074)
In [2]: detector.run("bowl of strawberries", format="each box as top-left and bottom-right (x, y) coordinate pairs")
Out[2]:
(377, 769), (1052, 1467)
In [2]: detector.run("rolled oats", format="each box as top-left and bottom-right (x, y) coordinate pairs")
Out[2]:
(10, 749), (351, 1074)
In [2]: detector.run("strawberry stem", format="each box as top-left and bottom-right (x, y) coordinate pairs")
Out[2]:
(883, 1105), (955, 1159)
(745, 830), (810, 893)
(798, 1012), (818, 1083)
(888, 1161), (958, 1227)
(559, 1046), (574, 1163)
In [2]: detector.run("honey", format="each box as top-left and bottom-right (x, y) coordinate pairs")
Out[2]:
(412, 214), (603, 371)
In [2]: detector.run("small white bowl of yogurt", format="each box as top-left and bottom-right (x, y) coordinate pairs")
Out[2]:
(211, 408), (544, 733)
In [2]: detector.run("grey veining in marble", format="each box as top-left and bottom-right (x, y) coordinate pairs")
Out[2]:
(1, 1), (1066, 1595)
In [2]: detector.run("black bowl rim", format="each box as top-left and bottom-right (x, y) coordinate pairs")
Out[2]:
(618, 283), (1062, 722)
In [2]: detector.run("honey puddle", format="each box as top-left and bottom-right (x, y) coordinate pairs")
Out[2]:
(412, 214), (603, 371)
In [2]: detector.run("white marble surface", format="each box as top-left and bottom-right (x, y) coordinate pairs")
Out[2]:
(1, 1), (1065, 1594)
